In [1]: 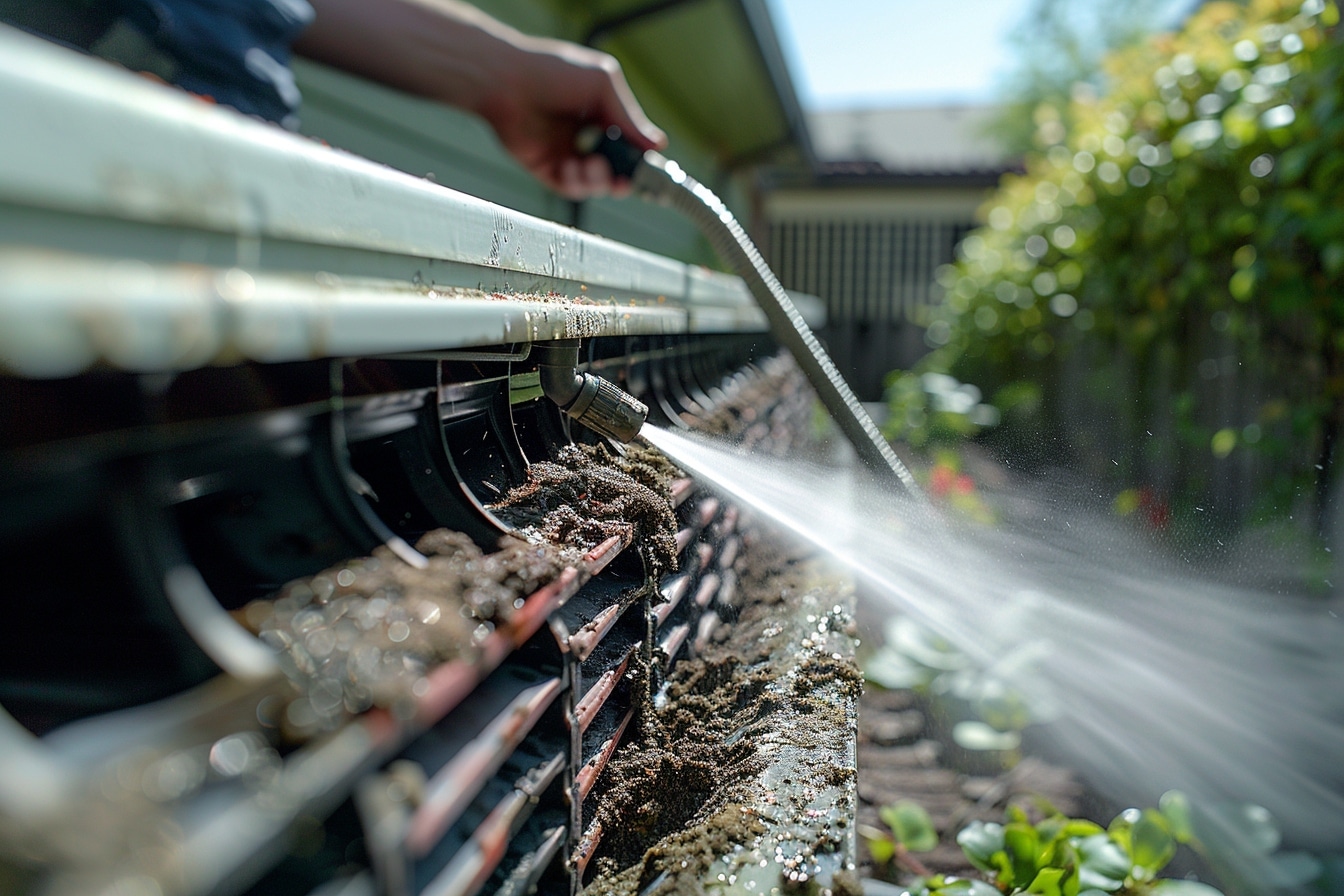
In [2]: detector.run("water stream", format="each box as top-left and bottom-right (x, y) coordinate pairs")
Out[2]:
(640, 424), (1344, 890)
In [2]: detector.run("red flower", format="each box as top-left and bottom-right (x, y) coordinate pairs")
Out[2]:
(1138, 487), (1170, 529)
(930, 465), (956, 497)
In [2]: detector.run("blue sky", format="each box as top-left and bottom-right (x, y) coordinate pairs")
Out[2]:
(767, 0), (1036, 109)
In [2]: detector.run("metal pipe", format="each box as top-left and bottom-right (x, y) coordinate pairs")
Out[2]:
(535, 338), (649, 444)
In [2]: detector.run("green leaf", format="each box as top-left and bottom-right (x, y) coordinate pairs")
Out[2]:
(1075, 870), (1128, 891)
(864, 648), (931, 690)
(1107, 809), (1138, 855)
(1061, 866), (1081, 896)
(1027, 868), (1066, 896)
(1033, 815), (1068, 850)
(1076, 834), (1130, 892)
(953, 721), (1022, 752)
(1006, 822), (1043, 887)
(859, 823), (897, 864)
(1130, 810), (1177, 879)
(881, 801), (940, 852)
(1226, 804), (1281, 855)
(973, 690), (1034, 733)
(870, 838), (897, 865)
(887, 617), (970, 671)
(1150, 880), (1225, 896)
(958, 821), (1006, 871)
(937, 879), (1004, 896)
(1077, 868), (1126, 891)
(1062, 820), (1105, 839)
(1157, 791), (1194, 844)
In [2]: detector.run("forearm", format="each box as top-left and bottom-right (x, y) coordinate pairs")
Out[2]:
(295, 0), (665, 197)
(293, 0), (535, 116)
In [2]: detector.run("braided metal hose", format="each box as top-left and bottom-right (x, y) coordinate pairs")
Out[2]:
(584, 129), (918, 491)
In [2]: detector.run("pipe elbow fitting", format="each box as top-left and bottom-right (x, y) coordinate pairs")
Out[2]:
(535, 339), (648, 444)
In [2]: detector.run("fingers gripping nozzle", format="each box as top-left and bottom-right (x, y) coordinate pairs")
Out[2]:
(535, 339), (648, 443)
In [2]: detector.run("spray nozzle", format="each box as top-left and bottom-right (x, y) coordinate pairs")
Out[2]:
(575, 125), (646, 181)
(535, 338), (647, 443)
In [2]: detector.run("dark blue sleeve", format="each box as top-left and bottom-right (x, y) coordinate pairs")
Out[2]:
(118, 0), (315, 128)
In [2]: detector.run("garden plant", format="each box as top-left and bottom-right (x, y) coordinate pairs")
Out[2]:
(886, 795), (1222, 896)
(886, 0), (1344, 535)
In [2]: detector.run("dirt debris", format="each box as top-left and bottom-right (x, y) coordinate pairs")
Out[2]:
(490, 442), (680, 576)
(580, 533), (863, 896)
(616, 438), (686, 490)
(583, 654), (769, 890)
(237, 440), (680, 738)
(239, 530), (577, 736)
(693, 354), (817, 457)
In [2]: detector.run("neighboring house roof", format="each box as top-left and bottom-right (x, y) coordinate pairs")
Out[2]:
(805, 104), (1018, 185)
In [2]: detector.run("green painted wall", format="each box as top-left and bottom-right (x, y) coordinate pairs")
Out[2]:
(293, 0), (774, 268)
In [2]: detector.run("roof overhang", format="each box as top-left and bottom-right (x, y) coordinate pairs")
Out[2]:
(546, 0), (816, 171)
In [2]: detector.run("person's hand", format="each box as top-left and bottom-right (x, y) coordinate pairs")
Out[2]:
(474, 38), (666, 200)
(296, 0), (666, 200)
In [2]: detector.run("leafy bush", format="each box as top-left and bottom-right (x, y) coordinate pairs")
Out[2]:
(902, 0), (1344, 528)
(900, 796), (1222, 896)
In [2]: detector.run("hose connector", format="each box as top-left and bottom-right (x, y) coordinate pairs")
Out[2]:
(535, 339), (648, 443)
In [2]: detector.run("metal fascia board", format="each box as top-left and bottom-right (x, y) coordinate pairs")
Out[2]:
(0, 253), (691, 377)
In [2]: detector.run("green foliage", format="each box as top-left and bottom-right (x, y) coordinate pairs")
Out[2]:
(1202, 802), (1325, 888)
(905, 877), (1004, 896)
(1155, 792), (1194, 844)
(861, 800), (940, 870)
(906, 0), (1344, 530)
(903, 796), (1329, 896)
(863, 614), (1058, 785)
(863, 613), (1054, 776)
(883, 371), (1001, 449)
(903, 798), (1221, 896)
(884, 801), (941, 853)
(988, 0), (1187, 156)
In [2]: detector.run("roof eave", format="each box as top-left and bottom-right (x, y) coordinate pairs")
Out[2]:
(730, 0), (817, 169)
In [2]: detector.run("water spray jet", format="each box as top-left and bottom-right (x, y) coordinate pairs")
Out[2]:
(641, 424), (1344, 893)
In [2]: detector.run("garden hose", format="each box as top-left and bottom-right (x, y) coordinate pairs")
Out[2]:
(581, 127), (919, 492)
